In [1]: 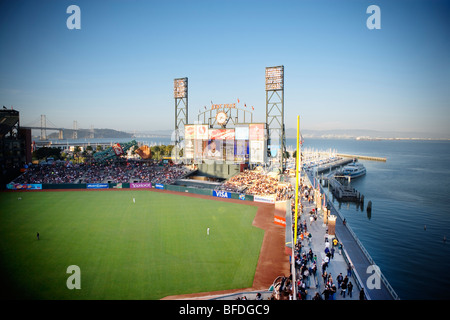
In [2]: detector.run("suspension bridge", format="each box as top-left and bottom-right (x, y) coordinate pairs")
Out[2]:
(22, 115), (94, 140)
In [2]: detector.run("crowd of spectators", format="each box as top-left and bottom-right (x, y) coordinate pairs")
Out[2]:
(215, 169), (294, 200)
(11, 160), (192, 185)
(12, 163), (87, 184)
(133, 163), (189, 185)
(13, 159), (296, 201)
(13, 161), (294, 200)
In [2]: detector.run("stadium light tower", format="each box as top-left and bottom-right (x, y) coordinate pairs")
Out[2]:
(265, 66), (286, 172)
(174, 77), (188, 144)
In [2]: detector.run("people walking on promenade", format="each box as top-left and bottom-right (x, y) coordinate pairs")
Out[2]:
(322, 286), (330, 300)
(337, 273), (343, 289)
(287, 173), (361, 300)
(330, 284), (337, 300)
(359, 288), (366, 300)
(340, 280), (347, 298)
(348, 281), (353, 298)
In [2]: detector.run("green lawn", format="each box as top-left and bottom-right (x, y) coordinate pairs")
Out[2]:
(0, 190), (264, 299)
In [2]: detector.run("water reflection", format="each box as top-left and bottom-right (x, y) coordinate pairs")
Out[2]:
(328, 187), (373, 221)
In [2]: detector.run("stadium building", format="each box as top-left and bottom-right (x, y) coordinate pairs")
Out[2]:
(0, 108), (32, 189)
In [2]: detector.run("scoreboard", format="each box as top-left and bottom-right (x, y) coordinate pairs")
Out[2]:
(183, 123), (266, 164)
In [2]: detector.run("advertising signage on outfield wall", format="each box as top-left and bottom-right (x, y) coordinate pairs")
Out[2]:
(130, 183), (152, 188)
(213, 190), (231, 198)
(87, 183), (109, 189)
(254, 195), (276, 203)
(6, 183), (42, 190)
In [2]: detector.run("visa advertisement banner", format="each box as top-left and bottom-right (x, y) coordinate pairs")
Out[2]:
(213, 190), (231, 198)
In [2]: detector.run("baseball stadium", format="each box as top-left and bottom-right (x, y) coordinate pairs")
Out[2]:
(1, 67), (297, 300)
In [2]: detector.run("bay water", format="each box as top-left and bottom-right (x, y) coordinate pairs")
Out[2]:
(292, 138), (450, 300)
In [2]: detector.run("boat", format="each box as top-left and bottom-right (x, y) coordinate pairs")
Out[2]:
(340, 160), (366, 179)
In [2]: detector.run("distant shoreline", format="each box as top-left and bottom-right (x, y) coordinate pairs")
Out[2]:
(286, 136), (450, 141)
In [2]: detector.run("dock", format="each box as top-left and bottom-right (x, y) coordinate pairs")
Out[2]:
(327, 177), (362, 202)
(314, 158), (353, 174)
(337, 153), (387, 162)
(316, 152), (387, 162)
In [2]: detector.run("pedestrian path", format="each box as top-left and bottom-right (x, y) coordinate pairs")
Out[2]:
(293, 182), (360, 300)
(305, 171), (399, 300)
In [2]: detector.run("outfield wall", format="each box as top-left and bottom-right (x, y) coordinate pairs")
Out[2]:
(5, 182), (255, 201)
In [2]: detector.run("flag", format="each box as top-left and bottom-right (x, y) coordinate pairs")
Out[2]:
(237, 98), (240, 103)
(244, 104), (247, 107)
(252, 106), (254, 111)
(211, 101), (213, 105)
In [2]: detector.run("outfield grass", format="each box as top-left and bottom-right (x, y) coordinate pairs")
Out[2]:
(0, 190), (264, 299)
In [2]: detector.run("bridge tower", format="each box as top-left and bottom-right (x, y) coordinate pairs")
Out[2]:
(73, 120), (78, 139)
(89, 125), (94, 139)
(40, 115), (47, 140)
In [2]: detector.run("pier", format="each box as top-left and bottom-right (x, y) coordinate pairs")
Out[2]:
(314, 158), (353, 174)
(316, 152), (387, 162)
(327, 177), (362, 202)
(336, 153), (387, 162)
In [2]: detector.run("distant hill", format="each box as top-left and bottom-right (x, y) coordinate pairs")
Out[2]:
(47, 128), (133, 139)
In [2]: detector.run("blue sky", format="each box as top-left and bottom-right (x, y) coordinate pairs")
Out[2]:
(0, 0), (449, 136)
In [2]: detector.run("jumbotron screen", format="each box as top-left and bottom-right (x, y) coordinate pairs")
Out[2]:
(184, 123), (266, 164)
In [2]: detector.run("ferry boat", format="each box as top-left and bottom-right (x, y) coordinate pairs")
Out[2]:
(341, 160), (366, 179)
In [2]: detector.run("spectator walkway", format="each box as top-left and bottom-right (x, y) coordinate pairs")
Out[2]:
(302, 171), (399, 300)
(295, 185), (359, 300)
